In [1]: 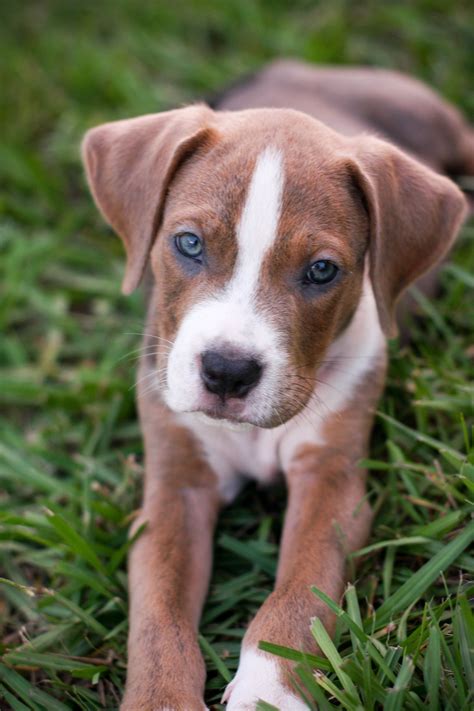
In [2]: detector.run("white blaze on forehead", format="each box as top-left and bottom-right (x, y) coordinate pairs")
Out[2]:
(164, 146), (288, 423)
(232, 146), (284, 297)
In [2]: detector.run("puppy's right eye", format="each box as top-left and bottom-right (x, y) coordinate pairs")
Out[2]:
(175, 232), (203, 260)
(304, 259), (339, 285)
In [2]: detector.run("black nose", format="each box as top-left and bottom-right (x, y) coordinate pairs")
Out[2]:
(201, 350), (263, 399)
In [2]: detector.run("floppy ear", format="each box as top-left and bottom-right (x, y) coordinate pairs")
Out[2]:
(81, 104), (215, 294)
(346, 137), (467, 337)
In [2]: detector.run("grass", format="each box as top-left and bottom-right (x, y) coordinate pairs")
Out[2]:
(0, 1), (473, 709)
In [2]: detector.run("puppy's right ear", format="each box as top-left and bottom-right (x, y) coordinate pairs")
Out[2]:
(345, 136), (467, 337)
(81, 104), (215, 294)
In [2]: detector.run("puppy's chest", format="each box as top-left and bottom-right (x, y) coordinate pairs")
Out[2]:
(179, 415), (285, 499)
(179, 413), (327, 502)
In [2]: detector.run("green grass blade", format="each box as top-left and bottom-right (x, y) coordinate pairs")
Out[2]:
(256, 702), (280, 711)
(373, 521), (474, 628)
(310, 617), (362, 707)
(424, 625), (441, 711)
(45, 510), (107, 576)
(383, 657), (415, 711)
(0, 663), (70, 711)
(311, 586), (396, 682)
(377, 412), (465, 462)
(198, 634), (232, 683)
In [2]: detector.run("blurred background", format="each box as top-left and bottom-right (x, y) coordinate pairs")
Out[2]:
(1, 2), (473, 710)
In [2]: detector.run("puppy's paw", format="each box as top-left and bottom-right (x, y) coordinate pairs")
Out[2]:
(223, 649), (308, 710)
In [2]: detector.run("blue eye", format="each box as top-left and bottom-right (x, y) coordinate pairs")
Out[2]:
(175, 232), (203, 259)
(305, 260), (338, 285)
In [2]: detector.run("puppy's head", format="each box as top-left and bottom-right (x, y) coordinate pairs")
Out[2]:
(82, 105), (466, 428)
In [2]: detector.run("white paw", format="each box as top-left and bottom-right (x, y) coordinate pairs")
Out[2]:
(223, 649), (308, 710)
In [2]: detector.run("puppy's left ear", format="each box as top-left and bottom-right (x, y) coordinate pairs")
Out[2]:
(82, 104), (215, 294)
(346, 137), (467, 337)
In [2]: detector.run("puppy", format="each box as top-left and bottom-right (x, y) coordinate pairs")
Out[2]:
(82, 60), (472, 710)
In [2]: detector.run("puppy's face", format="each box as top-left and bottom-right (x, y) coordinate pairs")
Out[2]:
(152, 117), (368, 427)
(82, 105), (466, 428)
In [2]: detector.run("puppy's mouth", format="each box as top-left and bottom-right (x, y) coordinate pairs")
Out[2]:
(163, 371), (314, 430)
(192, 409), (255, 431)
(191, 396), (253, 427)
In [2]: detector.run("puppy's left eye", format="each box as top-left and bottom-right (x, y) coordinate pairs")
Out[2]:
(305, 260), (339, 285)
(175, 233), (203, 259)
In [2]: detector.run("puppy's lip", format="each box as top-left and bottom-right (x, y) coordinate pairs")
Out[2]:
(190, 396), (260, 427)
(190, 392), (249, 420)
(196, 406), (245, 424)
(193, 409), (255, 431)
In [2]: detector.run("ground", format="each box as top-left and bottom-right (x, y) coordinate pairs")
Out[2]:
(0, 1), (473, 709)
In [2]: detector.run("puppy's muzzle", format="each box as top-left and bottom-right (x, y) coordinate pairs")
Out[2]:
(200, 349), (263, 400)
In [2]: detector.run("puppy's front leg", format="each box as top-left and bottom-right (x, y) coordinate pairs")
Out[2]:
(122, 400), (220, 711)
(225, 446), (372, 711)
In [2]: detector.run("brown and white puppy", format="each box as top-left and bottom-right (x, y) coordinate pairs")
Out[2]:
(82, 60), (472, 711)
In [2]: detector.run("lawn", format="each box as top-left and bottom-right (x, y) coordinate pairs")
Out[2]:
(0, 1), (473, 709)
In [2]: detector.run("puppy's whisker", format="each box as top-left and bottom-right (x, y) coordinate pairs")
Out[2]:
(116, 345), (173, 364)
(124, 332), (176, 347)
(140, 372), (168, 397)
(130, 348), (173, 361)
(131, 367), (168, 391)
